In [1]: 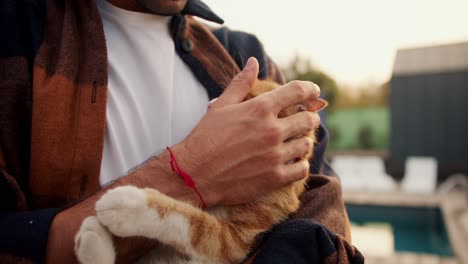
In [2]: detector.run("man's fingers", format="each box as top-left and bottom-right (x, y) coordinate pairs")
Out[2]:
(281, 136), (314, 164)
(261, 80), (320, 114)
(281, 158), (310, 183)
(211, 57), (259, 110)
(280, 111), (320, 141)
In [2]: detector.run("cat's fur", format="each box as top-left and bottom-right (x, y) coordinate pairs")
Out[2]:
(75, 80), (327, 264)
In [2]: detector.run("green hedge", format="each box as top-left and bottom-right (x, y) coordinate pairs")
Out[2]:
(327, 107), (389, 150)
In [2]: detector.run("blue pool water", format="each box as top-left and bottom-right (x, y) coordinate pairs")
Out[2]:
(346, 204), (453, 256)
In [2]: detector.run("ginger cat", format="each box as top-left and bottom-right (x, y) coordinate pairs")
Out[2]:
(75, 80), (327, 264)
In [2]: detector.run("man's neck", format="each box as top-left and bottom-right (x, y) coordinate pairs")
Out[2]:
(106, 0), (148, 12)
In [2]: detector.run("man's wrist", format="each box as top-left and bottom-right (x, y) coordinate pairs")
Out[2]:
(121, 146), (219, 208)
(170, 142), (224, 208)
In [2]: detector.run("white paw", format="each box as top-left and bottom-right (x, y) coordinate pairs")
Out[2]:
(75, 216), (115, 264)
(96, 186), (159, 237)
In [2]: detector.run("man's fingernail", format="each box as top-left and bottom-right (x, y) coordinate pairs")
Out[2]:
(244, 57), (255, 71)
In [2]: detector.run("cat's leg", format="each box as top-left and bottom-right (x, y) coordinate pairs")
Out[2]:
(74, 216), (116, 264)
(96, 186), (253, 264)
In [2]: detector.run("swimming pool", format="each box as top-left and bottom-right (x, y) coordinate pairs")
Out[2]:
(346, 204), (453, 256)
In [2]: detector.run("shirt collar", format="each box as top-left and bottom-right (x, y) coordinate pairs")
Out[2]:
(181, 0), (224, 24)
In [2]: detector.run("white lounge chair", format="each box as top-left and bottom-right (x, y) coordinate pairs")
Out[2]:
(401, 157), (438, 194)
(357, 156), (397, 192)
(331, 155), (365, 191)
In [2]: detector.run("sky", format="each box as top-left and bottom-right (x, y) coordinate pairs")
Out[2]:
(202, 0), (468, 87)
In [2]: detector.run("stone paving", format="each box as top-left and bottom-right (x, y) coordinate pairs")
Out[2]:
(439, 191), (468, 264)
(365, 253), (458, 264)
(343, 190), (439, 207)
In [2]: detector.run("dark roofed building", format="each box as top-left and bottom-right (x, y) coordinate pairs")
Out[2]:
(390, 42), (468, 181)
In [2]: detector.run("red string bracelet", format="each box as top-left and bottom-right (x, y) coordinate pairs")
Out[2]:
(166, 146), (207, 209)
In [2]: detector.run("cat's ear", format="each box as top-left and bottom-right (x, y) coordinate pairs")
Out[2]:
(307, 98), (328, 112)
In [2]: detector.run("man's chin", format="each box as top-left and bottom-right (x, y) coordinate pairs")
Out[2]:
(137, 0), (188, 15)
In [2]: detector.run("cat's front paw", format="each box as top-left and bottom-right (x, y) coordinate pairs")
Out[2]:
(96, 186), (160, 237)
(75, 216), (115, 264)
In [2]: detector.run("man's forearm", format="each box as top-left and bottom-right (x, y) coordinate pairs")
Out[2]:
(46, 145), (202, 263)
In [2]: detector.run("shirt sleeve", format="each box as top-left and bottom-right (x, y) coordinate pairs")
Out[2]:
(0, 209), (60, 263)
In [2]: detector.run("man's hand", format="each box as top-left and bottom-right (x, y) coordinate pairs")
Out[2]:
(173, 57), (321, 206)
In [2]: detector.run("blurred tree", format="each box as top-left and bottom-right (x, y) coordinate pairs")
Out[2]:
(283, 54), (390, 111)
(375, 81), (389, 106)
(283, 54), (338, 111)
(334, 81), (389, 109)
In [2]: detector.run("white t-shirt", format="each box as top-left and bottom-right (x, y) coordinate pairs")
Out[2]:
(97, 0), (209, 185)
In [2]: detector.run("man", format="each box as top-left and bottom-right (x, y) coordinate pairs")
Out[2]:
(0, 0), (362, 263)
